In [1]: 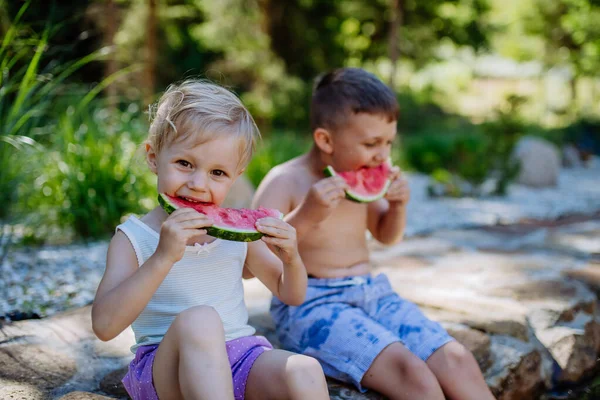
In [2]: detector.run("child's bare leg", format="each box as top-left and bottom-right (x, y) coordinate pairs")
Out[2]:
(153, 306), (234, 400)
(426, 341), (495, 400)
(245, 349), (329, 400)
(361, 342), (445, 400)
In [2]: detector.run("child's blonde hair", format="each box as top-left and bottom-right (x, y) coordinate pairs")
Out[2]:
(147, 80), (260, 170)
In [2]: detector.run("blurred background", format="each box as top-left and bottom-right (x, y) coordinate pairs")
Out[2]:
(1, 0), (599, 248)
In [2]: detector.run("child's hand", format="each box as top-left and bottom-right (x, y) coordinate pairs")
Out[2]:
(156, 208), (213, 264)
(256, 217), (299, 265)
(306, 176), (348, 212)
(385, 167), (410, 207)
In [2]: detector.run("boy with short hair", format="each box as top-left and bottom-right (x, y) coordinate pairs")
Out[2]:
(252, 68), (495, 400)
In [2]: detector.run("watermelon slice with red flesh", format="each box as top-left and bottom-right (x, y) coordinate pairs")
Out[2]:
(158, 193), (283, 242)
(324, 162), (392, 203)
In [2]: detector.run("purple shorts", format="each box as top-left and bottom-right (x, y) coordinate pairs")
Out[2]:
(122, 335), (273, 400)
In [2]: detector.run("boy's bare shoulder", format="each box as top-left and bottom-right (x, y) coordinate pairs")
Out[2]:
(253, 155), (312, 210)
(259, 155), (310, 189)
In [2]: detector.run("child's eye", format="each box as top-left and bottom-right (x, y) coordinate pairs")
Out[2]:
(212, 169), (227, 177)
(177, 160), (191, 168)
(364, 143), (377, 148)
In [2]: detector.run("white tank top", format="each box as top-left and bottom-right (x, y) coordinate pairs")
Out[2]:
(117, 216), (255, 352)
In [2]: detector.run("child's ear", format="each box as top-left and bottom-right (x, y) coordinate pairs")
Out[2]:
(314, 128), (334, 154)
(145, 143), (158, 174)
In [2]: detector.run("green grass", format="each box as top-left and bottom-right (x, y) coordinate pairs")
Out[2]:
(20, 105), (154, 242)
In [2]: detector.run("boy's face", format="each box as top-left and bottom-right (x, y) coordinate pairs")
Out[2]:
(147, 134), (243, 206)
(327, 112), (397, 171)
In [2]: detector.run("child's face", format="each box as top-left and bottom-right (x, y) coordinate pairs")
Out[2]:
(148, 134), (243, 206)
(328, 112), (397, 171)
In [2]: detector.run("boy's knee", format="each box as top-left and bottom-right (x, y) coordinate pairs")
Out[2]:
(285, 355), (326, 385)
(442, 342), (479, 372)
(174, 306), (224, 345)
(399, 357), (440, 395)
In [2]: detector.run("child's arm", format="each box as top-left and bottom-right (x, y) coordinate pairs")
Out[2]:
(253, 169), (347, 241)
(92, 208), (212, 341)
(367, 168), (410, 245)
(244, 217), (307, 305)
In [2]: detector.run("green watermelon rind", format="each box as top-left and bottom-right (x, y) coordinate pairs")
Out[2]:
(158, 193), (282, 242)
(324, 165), (392, 203)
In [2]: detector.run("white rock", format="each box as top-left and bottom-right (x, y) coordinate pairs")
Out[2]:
(513, 136), (561, 187)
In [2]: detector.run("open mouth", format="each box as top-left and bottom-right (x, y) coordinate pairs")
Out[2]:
(178, 196), (211, 205)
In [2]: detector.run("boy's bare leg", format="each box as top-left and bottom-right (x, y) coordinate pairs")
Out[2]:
(153, 306), (234, 400)
(361, 342), (445, 400)
(426, 341), (496, 400)
(245, 349), (329, 400)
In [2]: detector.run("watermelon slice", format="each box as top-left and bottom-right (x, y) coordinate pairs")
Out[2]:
(324, 162), (392, 203)
(158, 193), (283, 242)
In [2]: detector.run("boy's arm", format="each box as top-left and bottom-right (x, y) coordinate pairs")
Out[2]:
(253, 169), (347, 242)
(368, 200), (407, 245)
(367, 169), (410, 245)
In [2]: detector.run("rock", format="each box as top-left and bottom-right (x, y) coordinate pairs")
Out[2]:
(445, 324), (493, 372)
(431, 227), (548, 252)
(513, 136), (561, 187)
(0, 306), (132, 398)
(327, 380), (385, 399)
(0, 380), (48, 399)
(99, 367), (128, 398)
(529, 309), (600, 383)
(58, 392), (114, 399)
(427, 307), (530, 342)
(490, 278), (600, 383)
(0, 344), (77, 391)
(564, 262), (600, 292)
(486, 335), (546, 400)
(546, 221), (600, 256)
(563, 144), (583, 168)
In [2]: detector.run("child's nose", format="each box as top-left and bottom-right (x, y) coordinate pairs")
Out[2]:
(188, 171), (207, 190)
(375, 148), (389, 163)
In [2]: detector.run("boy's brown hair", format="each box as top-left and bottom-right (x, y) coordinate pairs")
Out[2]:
(310, 68), (399, 132)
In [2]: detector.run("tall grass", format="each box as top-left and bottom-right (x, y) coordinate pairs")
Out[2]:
(1, 1), (146, 246)
(21, 105), (154, 242)
(0, 1), (101, 254)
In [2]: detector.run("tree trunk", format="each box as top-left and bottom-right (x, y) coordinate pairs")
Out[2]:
(144, 0), (157, 106)
(570, 75), (578, 112)
(388, 0), (402, 88)
(104, 0), (119, 109)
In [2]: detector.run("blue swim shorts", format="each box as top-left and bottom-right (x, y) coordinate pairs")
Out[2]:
(271, 273), (454, 391)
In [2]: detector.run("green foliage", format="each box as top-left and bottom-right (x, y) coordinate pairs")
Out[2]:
(396, 88), (466, 133)
(245, 131), (312, 188)
(479, 95), (525, 194)
(23, 105), (154, 241)
(404, 94), (528, 197)
(525, 0), (600, 77)
(262, 0), (491, 79)
(0, 1), (106, 252)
